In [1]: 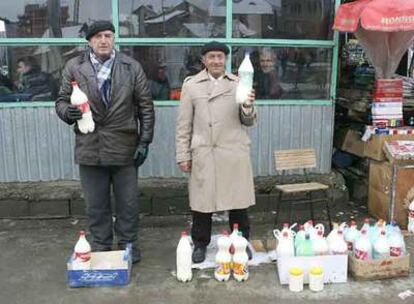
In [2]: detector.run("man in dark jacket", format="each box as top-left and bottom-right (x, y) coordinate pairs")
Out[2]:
(55, 21), (155, 263)
(16, 56), (57, 101)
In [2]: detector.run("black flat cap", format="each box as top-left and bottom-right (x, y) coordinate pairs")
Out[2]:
(201, 41), (229, 56)
(86, 21), (115, 40)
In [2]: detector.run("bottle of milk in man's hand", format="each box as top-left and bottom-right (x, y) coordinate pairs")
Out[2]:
(236, 52), (254, 105)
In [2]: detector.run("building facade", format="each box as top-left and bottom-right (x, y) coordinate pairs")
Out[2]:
(0, 0), (339, 182)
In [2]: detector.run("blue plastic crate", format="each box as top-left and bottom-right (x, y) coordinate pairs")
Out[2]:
(67, 244), (132, 288)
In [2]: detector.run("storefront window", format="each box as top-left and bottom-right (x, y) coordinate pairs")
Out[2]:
(0, 45), (84, 102)
(232, 0), (335, 40)
(121, 45), (204, 100)
(0, 1), (337, 103)
(0, 0), (112, 38)
(232, 46), (332, 99)
(119, 0), (226, 38)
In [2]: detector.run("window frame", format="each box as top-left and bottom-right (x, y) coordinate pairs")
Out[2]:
(0, 0), (340, 108)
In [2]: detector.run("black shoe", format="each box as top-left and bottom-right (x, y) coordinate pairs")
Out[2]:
(246, 246), (253, 260)
(192, 246), (207, 263)
(118, 243), (141, 264)
(131, 248), (141, 264)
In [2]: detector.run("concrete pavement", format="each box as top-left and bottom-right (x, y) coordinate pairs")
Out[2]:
(1, 212), (414, 304)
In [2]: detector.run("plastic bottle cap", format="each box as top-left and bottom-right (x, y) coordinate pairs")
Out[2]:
(289, 267), (303, 276)
(310, 267), (323, 275)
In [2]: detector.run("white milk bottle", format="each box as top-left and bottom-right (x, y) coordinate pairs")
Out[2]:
(361, 218), (371, 233)
(387, 220), (406, 255)
(313, 230), (329, 255)
(236, 52), (254, 105)
(229, 223), (239, 254)
(354, 229), (372, 260)
(71, 81), (95, 134)
(329, 230), (348, 255)
(176, 231), (193, 282)
(388, 228), (404, 257)
(232, 232), (249, 282)
(408, 199), (414, 233)
(72, 230), (92, 270)
(373, 230), (390, 259)
(276, 231), (295, 259)
(344, 220), (360, 251)
(214, 230), (232, 282)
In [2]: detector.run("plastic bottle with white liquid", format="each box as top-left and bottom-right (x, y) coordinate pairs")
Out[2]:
(236, 53), (254, 105)
(71, 81), (95, 134)
(176, 231), (193, 282)
(232, 232), (249, 282)
(72, 230), (92, 270)
(214, 230), (232, 282)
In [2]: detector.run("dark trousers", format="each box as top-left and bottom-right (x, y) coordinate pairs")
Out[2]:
(79, 165), (139, 251)
(191, 208), (250, 248)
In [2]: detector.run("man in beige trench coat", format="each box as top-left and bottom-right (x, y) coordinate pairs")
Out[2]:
(176, 41), (256, 263)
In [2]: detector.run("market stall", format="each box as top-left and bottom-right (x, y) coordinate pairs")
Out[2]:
(333, 0), (414, 228)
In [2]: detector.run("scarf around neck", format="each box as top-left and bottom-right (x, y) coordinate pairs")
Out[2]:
(89, 49), (115, 107)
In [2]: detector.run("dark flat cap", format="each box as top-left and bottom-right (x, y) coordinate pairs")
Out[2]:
(86, 21), (115, 40)
(201, 41), (229, 55)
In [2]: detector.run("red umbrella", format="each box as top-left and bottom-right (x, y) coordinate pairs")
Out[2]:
(333, 0), (414, 78)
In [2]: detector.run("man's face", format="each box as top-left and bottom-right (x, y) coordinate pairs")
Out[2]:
(16, 61), (29, 75)
(259, 53), (276, 73)
(202, 51), (226, 78)
(88, 30), (115, 60)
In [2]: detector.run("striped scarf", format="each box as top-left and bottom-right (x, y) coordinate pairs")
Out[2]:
(89, 49), (115, 107)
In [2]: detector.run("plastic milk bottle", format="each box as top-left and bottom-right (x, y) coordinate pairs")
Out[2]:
(236, 53), (254, 105)
(214, 230), (232, 282)
(354, 229), (372, 260)
(72, 230), (92, 270)
(229, 223), (239, 254)
(71, 81), (95, 134)
(344, 220), (360, 251)
(276, 231), (295, 259)
(232, 232), (249, 282)
(408, 199), (414, 233)
(373, 230), (390, 259)
(176, 231), (193, 282)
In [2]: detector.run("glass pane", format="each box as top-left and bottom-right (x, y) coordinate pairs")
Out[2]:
(121, 46), (204, 100)
(232, 0), (335, 40)
(0, 45), (85, 102)
(0, 0), (112, 38)
(232, 46), (332, 99)
(119, 0), (226, 38)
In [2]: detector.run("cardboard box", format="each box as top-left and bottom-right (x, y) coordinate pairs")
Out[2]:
(368, 161), (414, 228)
(277, 255), (348, 285)
(335, 129), (365, 158)
(349, 254), (410, 280)
(67, 247), (132, 288)
(336, 128), (414, 161)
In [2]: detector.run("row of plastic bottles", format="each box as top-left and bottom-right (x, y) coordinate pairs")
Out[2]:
(349, 219), (406, 260)
(176, 224), (250, 282)
(275, 219), (406, 260)
(275, 221), (348, 258)
(215, 228), (249, 282)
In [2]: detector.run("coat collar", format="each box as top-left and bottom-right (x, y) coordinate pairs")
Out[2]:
(192, 69), (237, 83)
(191, 69), (237, 101)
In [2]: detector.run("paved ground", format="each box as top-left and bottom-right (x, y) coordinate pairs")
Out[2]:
(1, 210), (414, 304)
